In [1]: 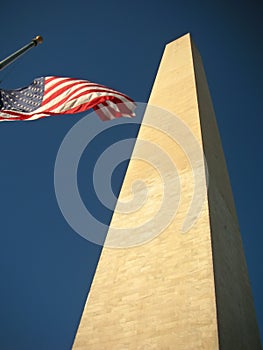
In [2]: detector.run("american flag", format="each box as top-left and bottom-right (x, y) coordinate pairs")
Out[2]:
(0, 76), (136, 122)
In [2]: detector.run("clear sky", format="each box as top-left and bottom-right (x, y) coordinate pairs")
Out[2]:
(0, 0), (262, 349)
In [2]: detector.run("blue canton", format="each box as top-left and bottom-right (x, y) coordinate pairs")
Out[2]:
(0, 77), (44, 112)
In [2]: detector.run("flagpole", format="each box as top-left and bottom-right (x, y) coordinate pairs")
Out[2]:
(0, 35), (43, 71)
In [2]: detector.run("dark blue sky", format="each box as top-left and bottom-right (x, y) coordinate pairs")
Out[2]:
(0, 1), (262, 349)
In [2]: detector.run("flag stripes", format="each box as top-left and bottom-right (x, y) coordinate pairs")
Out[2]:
(0, 76), (136, 122)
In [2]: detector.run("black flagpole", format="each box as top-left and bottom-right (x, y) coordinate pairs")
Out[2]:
(0, 35), (43, 71)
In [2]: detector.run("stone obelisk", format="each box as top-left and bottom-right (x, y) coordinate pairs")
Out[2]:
(72, 33), (261, 349)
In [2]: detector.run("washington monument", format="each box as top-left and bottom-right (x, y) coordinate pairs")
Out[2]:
(72, 33), (261, 350)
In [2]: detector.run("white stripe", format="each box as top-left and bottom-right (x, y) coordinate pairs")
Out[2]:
(44, 77), (109, 97)
(44, 77), (73, 90)
(0, 90), (135, 119)
(0, 111), (48, 120)
(23, 114), (49, 121)
(108, 93), (136, 111)
(43, 79), (87, 101)
(97, 104), (116, 120)
(40, 85), (101, 112)
(50, 90), (134, 114)
(106, 100), (121, 112)
(41, 81), (123, 112)
(44, 77), (129, 101)
(40, 84), (132, 113)
(49, 90), (105, 113)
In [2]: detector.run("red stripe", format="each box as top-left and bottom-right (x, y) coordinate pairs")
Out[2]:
(0, 99), (134, 121)
(106, 96), (135, 115)
(0, 94), (134, 118)
(45, 88), (131, 112)
(43, 77), (97, 97)
(49, 96), (114, 114)
(43, 81), (87, 105)
(93, 105), (111, 121)
(42, 82), (110, 107)
(99, 102), (122, 118)
(43, 77), (134, 105)
(49, 95), (134, 115)
(44, 76), (59, 84)
(43, 77), (80, 96)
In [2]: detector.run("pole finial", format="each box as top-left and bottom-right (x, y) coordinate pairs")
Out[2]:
(32, 35), (43, 46)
